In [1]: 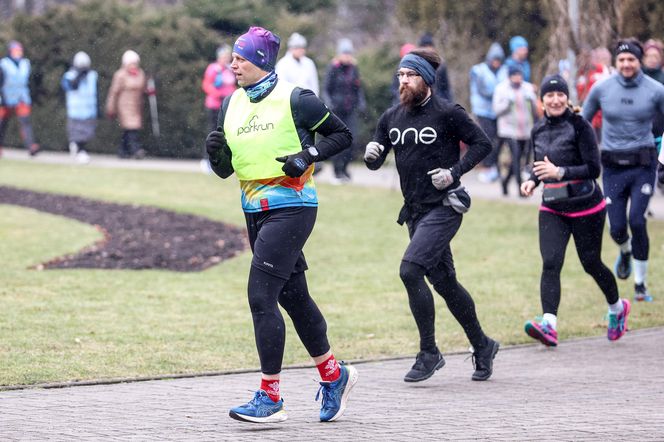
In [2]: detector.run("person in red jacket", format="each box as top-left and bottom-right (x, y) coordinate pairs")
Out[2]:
(201, 45), (236, 172)
(202, 45), (236, 133)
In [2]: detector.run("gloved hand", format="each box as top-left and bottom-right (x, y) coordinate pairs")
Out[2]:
(71, 70), (88, 90)
(205, 128), (231, 164)
(427, 168), (454, 190)
(364, 141), (384, 162)
(658, 162), (664, 187)
(276, 147), (316, 178)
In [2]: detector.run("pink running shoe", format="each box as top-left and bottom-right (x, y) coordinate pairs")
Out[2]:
(524, 318), (558, 347)
(608, 299), (631, 341)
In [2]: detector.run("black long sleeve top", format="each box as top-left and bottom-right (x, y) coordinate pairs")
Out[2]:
(529, 108), (604, 212)
(367, 95), (491, 210)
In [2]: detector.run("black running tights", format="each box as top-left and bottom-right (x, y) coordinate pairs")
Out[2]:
(248, 267), (330, 375)
(539, 208), (619, 315)
(399, 260), (486, 351)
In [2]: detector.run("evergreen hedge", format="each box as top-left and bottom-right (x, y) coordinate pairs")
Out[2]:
(1, 1), (222, 158)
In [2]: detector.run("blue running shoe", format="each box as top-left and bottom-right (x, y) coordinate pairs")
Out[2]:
(614, 250), (632, 280)
(229, 390), (287, 423)
(316, 362), (358, 422)
(634, 283), (654, 302)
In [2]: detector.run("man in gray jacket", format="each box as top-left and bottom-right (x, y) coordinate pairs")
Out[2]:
(583, 39), (664, 302)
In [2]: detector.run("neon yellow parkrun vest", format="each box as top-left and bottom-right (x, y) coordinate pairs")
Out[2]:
(224, 81), (301, 180)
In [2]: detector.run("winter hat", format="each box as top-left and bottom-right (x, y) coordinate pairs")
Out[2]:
(216, 44), (231, 59)
(614, 39), (643, 61)
(644, 39), (663, 58)
(486, 42), (505, 62)
(508, 64), (523, 76)
(337, 38), (354, 55)
(73, 51), (91, 69)
(8, 40), (22, 51)
(509, 36), (528, 53)
(287, 32), (307, 49)
(400, 43), (416, 58)
(122, 50), (140, 66)
(233, 26), (281, 72)
(540, 74), (569, 98)
(418, 32), (435, 47)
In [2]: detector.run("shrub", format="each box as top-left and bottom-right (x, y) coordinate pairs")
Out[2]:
(1, 0), (221, 158)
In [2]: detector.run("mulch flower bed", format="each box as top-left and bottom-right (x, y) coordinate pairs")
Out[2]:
(0, 185), (247, 272)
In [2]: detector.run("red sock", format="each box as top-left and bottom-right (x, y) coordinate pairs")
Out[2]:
(260, 378), (280, 403)
(317, 354), (341, 382)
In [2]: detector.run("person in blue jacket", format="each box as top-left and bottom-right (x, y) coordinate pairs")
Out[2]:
(0, 40), (39, 155)
(61, 51), (98, 164)
(505, 36), (531, 83)
(470, 42), (508, 183)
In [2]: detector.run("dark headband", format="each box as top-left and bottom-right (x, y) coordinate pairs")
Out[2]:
(615, 41), (643, 61)
(399, 54), (436, 86)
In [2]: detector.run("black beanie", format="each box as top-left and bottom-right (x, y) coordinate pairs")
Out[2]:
(540, 74), (569, 98)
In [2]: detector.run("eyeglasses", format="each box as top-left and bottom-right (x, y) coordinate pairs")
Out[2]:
(395, 71), (420, 80)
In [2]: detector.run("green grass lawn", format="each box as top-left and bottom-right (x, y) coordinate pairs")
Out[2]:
(1, 159), (663, 386)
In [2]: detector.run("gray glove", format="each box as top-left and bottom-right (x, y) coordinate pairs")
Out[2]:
(364, 141), (385, 162)
(427, 168), (454, 190)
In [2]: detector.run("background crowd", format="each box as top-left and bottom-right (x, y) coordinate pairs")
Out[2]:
(0, 1), (661, 160)
(4, 32), (662, 181)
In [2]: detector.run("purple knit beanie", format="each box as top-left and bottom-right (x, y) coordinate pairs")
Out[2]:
(233, 26), (281, 72)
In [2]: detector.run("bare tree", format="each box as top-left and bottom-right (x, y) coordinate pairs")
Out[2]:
(539, 0), (624, 97)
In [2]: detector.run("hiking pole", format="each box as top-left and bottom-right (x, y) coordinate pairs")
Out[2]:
(147, 76), (160, 137)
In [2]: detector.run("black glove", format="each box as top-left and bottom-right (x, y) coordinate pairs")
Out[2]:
(71, 70), (88, 90)
(658, 162), (664, 186)
(205, 128), (231, 165)
(276, 146), (317, 178)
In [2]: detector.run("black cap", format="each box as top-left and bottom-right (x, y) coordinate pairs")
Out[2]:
(540, 74), (569, 98)
(418, 32), (434, 47)
(508, 64), (523, 76)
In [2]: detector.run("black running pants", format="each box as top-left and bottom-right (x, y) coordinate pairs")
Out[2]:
(245, 207), (330, 375)
(539, 208), (619, 315)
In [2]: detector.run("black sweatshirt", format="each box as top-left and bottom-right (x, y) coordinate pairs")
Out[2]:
(529, 108), (603, 212)
(210, 83), (352, 178)
(367, 95), (491, 209)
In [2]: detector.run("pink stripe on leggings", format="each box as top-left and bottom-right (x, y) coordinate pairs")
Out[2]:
(539, 200), (606, 218)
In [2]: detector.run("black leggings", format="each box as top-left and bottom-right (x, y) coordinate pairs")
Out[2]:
(539, 208), (619, 315)
(399, 261), (486, 351)
(501, 139), (527, 194)
(248, 268), (330, 375)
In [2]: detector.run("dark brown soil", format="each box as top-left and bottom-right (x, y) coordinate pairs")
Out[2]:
(0, 185), (247, 272)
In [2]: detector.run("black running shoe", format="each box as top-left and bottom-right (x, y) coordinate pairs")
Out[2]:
(404, 349), (445, 382)
(471, 338), (499, 381)
(614, 250), (632, 280)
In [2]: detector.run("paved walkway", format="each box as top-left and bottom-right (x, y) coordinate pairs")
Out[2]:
(2, 149), (664, 440)
(1, 328), (663, 441)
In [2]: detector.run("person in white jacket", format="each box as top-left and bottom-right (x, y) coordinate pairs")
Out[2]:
(275, 32), (319, 96)
(492, 64), (538, 195)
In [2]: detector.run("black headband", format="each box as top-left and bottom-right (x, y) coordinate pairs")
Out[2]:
(615, 41), (643, 61)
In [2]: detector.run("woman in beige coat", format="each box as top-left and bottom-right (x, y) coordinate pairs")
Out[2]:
(106, 50), (146, 158)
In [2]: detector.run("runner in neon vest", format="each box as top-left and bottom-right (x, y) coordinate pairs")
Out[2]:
(204, 26), (358, 424)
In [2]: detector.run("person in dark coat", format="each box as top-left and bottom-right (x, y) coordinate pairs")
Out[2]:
(322, 38), (366, 182)
(417, 32), (453, 101)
